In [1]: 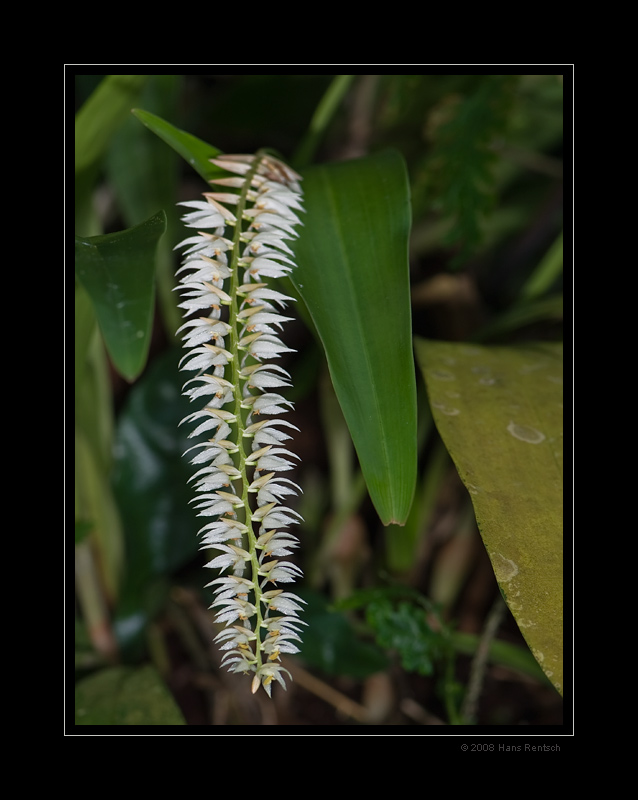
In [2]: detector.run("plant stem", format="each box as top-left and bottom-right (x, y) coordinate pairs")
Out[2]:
(460, 594), (507, 723)
(75, 540), (118, 663)
(293, 75), (355, 168)
(228, 155), (265, 670)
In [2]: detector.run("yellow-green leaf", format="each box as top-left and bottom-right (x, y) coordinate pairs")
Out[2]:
(415, 337), (563, 694)
(75, 665), (185, 725)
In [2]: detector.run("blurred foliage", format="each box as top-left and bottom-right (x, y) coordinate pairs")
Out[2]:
(366, 598), (447, 677)
(75, 665), (185, 725)
(297, 590), (389, 679)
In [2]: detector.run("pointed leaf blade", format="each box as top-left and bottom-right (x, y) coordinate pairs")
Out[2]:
(131, 108), (223, 183)
(293, 151), (417, 525)
(75, 210), (166, 381)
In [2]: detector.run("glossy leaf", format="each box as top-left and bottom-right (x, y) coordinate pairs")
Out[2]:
(415, 337), (563, 694)
(111, 350), (202, 655)
(75, 211), (166, 381)
(292, 150), (417, 525)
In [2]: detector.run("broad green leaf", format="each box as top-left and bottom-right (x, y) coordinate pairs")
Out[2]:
(111, 351), (201, 657)
(75, 211), (166, 381)
(292, 150), (417, 525)
(415, 337), (563, 694)
(75, 665), (185, 725)
(112, 350), (201, 578)
(131, 108), (223, 184)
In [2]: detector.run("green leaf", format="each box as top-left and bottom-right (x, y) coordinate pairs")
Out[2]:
(292, 150), (417, 525)
(75, 520), (93, 545)
(75, 427), (124, 600)
(75, 75), (149, 234)
(519, 230), (564, 302)
(75, 211), (166, 381)
(415, 337), (563, 695)
(75, 665), (185, 725)
(338, 586), (551, 684)
(292, 74), (355, 167)
(473, 294), (563, 342)
(366, 597), (446, 676)
(112, 350), (200, 575)
(75, 75), (149, 175)
(110, 350), (202, 657)
(131, 108), (223, 183)
(109, 81), (184, 337)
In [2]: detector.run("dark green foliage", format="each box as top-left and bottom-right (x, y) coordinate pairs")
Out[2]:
(297, 591), (389, 679)
(366, 597), (448, 677)
(420, 75), (519, 266)
(337, 587), (452, 678)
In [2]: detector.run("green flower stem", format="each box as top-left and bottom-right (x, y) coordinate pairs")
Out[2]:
(227, 154), (266, 670)
(176, 150), (305, 694)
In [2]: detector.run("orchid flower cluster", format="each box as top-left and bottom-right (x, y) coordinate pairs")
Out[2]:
(175, 152), (305, 697)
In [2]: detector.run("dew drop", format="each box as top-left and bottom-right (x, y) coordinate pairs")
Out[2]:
(430, 369), (455, 381)
(432, 402), (459, 416)
(507, 421), (545, 444)
(492, 552), (519, 582)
